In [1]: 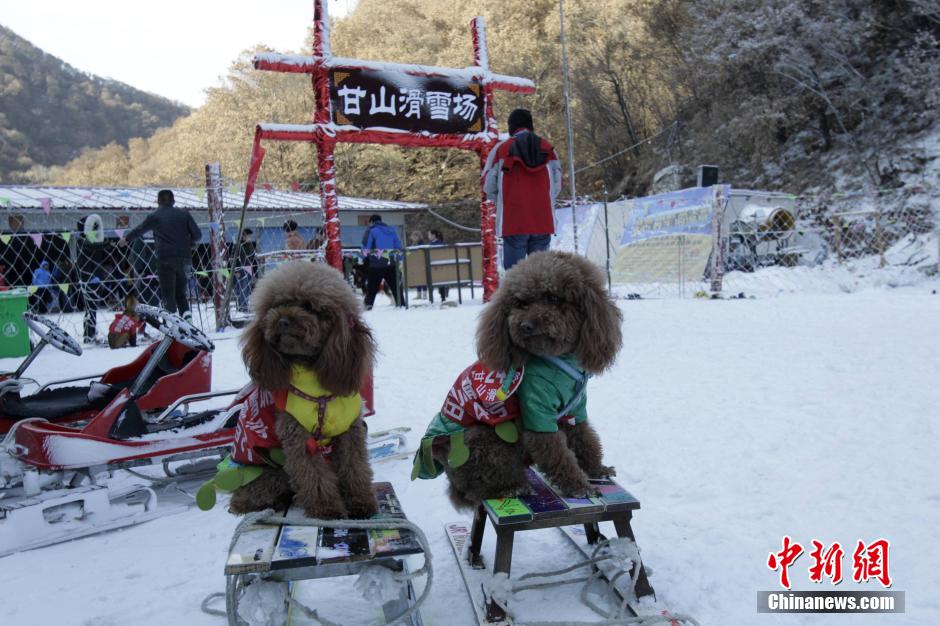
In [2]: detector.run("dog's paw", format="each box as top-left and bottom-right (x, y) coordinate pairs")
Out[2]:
(346, 497), (379, 519)
(556, 479), (598, 499)
(308, 503), (349, 520)
(587, 464), (616, 479)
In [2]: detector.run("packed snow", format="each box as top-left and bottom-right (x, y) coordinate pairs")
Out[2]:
(1, 279), (939, 625)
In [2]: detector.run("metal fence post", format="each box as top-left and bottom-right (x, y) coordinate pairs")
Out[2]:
(603, 187), (612, 296)
(833, 215), (844, 264)
(708, 185), (726, 294)
(678, 234), (684, 298)
(875, 208), (886, 268)
(936, 206), (940, 276)
(205, 163), (227, 330)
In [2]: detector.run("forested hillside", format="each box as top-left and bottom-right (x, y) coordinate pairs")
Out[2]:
(44, 0), (940, 224)
(0, 25), (189, 182)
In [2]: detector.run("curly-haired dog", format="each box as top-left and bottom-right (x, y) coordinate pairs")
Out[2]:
(413, 250), (622, 509)
(200, 261), (378, 519)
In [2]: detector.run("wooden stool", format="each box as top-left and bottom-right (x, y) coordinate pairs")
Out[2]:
(466, 469), (654, 622)
(224, 482), (424, 626)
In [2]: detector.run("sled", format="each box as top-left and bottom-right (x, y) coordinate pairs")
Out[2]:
(0, 305), (241, 556)
(222, 482), (426, 626)
(0, 311), (212, 434)
(446, 469), (655, 624)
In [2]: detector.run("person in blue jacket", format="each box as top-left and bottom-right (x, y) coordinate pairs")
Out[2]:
(30, 260), (56, 312)
(362, 214), (403, 310)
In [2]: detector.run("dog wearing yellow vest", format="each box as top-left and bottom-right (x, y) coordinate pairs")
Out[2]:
(225, 261), (378, 519)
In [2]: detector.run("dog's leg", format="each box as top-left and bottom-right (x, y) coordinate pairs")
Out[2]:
(330, 419), (378, 518)
(522, 430), (594, 497)
(561, 422), (616, 478)
(444, 426), (529, 510)
(276, 413), (348, 519)
(228, 468), (294, 514)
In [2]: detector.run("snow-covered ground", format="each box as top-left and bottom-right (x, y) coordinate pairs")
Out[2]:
(2, 282), (939, 625)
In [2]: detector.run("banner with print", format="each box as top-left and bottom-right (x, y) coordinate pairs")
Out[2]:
(613, 185), (728, 285)
(329, 68), (485, 134)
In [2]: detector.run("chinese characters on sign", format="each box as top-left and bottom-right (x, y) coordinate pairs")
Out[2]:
(768, 537), (892, 589)
(330, 68), (485, 134)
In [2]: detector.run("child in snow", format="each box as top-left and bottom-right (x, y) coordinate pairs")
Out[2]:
(108, 294), (148, 349)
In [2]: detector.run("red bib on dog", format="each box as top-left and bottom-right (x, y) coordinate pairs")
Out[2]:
(439, 361), (524, 427)
(231, 384), (279, 465)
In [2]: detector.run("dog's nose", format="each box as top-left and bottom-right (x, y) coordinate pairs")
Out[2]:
(520, 320), (536, 336)
(278, 318), (291, 330)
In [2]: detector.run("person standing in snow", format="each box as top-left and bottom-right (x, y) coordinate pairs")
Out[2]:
(482, 108), (562, 270)
(119, 190), (201, 321)
(362, 214), (403, 310)
(77, 219), (112, 343)
(232, 229), (258, 313)
(427, 229), (451, 304)
(30, 260), (55, 313)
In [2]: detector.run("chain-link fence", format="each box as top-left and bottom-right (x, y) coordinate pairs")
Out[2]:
(2, 185), (934, 348)
(0, 210), (402, 345)
(554, 185), (938, 298)
(0, 183), (425, 345)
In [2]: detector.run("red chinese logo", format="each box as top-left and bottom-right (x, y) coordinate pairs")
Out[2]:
(768, 537), (892, 588)
(808, 540), (844, 584)
(767, 536), (804, 589)
(852, 539), (892, 588)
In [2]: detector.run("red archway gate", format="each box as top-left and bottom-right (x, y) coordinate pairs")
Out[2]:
(242, 0), (535, 301)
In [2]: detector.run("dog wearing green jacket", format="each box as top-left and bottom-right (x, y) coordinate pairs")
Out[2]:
(424, 251), (623, 510)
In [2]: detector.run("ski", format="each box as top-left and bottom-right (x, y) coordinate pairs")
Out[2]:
(444, 521), (513, 626)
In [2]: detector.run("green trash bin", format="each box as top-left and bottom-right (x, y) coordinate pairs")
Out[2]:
(0, 289), (31, 358)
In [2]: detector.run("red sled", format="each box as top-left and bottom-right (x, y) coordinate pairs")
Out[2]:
(0, 307), (376, 557)
(0, 312), (212, 435)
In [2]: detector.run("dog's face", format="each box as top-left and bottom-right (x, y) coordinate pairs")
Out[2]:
(242, 262), (375, 396)
(506, 286), (581, 358)
(477, 251), (623, 373)
(258, 296), (334, 359)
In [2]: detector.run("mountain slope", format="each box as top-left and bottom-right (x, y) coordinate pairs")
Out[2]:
(0, 24), (189, 182)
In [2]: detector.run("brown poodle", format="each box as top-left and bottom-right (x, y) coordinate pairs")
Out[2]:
(228, 261), (378, 519)
(442, 250), (623, 509)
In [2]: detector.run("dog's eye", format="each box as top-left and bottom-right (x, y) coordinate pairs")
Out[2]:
(513, 298), (528, 310)
(302, 302), (315, 313)
(546, 294), (561, 305)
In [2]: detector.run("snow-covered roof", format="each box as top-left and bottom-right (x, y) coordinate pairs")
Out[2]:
(0, 185), (427, 213)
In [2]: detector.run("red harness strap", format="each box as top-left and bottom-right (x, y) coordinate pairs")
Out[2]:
(284, 384), (336, 458)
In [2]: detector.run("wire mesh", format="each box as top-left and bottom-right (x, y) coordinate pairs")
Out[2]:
(0, 208), (336, 344)
(556, 186), (938, 299)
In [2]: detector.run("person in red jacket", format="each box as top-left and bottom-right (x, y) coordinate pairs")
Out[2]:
(482, 109), (562, 270)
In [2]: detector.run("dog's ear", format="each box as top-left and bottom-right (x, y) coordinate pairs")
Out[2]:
(476, 289), (525, 371)
(241, 318), (290, 391)
(318, 314), (375, 397)
(574, 262), (623, 373)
